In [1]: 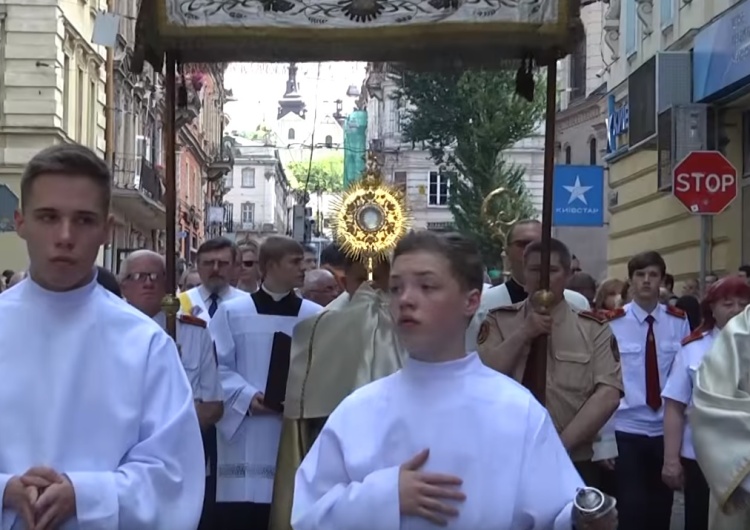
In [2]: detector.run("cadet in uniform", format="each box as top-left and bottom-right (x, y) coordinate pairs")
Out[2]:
(608, 250), (690, 530)
(478, 238), (623, 486)
(119, 250), (224, 530)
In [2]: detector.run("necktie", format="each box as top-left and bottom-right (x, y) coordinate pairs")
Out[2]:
(645, 314), (661, 410)
(208, 293), (219, 318)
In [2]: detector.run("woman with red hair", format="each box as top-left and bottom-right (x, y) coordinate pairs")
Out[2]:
(661, 276), (750, 530)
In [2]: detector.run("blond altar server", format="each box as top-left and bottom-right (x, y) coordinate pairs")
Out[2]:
(292, 231), (608, 530)
(209, 236), (322, 530)
(0, 144), (204, 530)
(690, 304), (750, 530)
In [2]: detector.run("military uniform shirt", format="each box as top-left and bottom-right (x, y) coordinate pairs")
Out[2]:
(154, 311), (222, 402)
(478, 299), (623, 461)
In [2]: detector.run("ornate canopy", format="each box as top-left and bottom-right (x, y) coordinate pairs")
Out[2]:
(132, 0), (582, 73)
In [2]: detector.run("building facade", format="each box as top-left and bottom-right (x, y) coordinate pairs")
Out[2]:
(221, 139), (292, 241)
(554, 0), (609, 280)
(0, 0), (107, 271)
(361, 62), (546, 232)
(604, 0), (746, 283)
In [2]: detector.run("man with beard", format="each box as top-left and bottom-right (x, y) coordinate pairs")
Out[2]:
(179, 237), (246, 323)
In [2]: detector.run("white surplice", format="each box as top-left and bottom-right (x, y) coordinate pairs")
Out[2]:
(209, 294), (321, 504)
(0, 276), (205, 530)
(292, 353), (583, 530)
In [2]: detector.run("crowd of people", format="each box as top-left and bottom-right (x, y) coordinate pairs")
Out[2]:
(3, 142), (750, 530)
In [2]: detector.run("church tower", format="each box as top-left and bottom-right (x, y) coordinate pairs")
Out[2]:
(277, 62), (306, 120)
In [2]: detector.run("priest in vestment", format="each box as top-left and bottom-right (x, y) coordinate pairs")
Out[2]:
(269, 257), (407, 530)
(690, 306), (750, 529)
(209, 236), (322, 530)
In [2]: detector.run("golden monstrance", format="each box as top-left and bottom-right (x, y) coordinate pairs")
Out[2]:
(331, 153), (410, 279)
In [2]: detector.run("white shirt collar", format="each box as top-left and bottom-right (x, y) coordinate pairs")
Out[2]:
(261, 283), (291, 302)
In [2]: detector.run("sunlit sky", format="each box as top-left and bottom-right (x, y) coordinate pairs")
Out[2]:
(224, 62), (367, 133)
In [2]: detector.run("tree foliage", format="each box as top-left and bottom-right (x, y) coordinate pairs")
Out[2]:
(396, 69), (545, 265)
(288, 154), (345, 193)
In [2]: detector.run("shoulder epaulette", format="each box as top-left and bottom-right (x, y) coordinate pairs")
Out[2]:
(488, 302), (523, 315)
(606, 307), (626, 320)
(577, 310), (610, 325)
(178, 314), (207, 328)
(666, 305), (687, 319)
(681, 329), (707, 346)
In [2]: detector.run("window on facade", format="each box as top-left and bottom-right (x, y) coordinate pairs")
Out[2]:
(565, 145), (572, 164)
(241, 202), (255, 224)
(428, 171), (449, 206)
(394, 171), (407, 191)
(76, 68), (84, 142)
(241, 167), (256, 188)
(224, 172), (233, 189)
(63, 55), (71, 134)
(589, 138), (597, 165)
(88, 80), (97, 148)
(288, 128), (295, 140)
(223, 202), (234, 232)
(660, 0), (674, 29)
(569, 37), (586, 102)
(324, 135), (333, 147)
(626, 0), (637, 56)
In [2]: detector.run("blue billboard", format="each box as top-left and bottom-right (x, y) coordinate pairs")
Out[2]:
(694, 0), (750, 101)
(552, 165), (605, 227)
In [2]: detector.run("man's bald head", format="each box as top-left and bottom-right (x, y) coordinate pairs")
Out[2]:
(119, 250), (167, 317)
(302, 268), (339, 306)
(119, 250), (165, 280)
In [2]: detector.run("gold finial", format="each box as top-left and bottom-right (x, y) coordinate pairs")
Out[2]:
(531, 290), (555, 315)
(480, 187), (521, 244)
(161, 294), (181, 317)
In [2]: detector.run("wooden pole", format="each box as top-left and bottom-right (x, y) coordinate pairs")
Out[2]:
(523, 60), (558, 406)
(162, 53), (178, 340)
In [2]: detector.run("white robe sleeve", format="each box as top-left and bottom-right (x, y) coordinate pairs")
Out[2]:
(291, 411), (401, 530)
(0, 473), (17, 530)
(512, 405), (583, 530)
(209, 303), (259, 441)
(197, 331), (222, 402)
(64, 332), (205, 530)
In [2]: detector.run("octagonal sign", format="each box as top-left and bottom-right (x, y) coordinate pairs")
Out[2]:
(673, 151), (738, 215)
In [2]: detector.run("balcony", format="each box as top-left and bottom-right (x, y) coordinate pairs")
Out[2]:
(176, 75), (203, 130)
(112, 157), (166, 231)
(207, 141), (235, 182)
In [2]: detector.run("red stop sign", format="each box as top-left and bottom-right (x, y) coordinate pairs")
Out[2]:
(673, 151), (737, 215)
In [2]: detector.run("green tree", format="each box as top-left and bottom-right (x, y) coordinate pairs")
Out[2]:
(288, 154), (345, 193)
(396, 69), (545, 265)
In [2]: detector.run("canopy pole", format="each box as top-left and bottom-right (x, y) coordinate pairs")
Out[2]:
(525, 60), (558, 406)
(162, 52), (179, 340)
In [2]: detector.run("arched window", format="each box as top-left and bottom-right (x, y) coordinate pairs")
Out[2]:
(564, 145), (572, 165)
(589, 138), (597, 165)
(324, 135), (333, 147)
(288, 128), (295, 140)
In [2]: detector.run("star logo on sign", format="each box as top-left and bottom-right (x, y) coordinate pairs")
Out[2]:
(563, 176), (593, 205)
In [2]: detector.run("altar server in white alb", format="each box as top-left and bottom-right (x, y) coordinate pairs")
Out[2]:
(210, 236), (322, 530)
(0, 144), (204, 530)
(292, 231), (614, 530)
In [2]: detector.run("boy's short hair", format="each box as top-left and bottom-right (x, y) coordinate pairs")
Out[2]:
(259, 235), (304, 274)
(393, 230), (484, 292)
(21, 144), (112, 210)
(627, 251), (666, 279)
